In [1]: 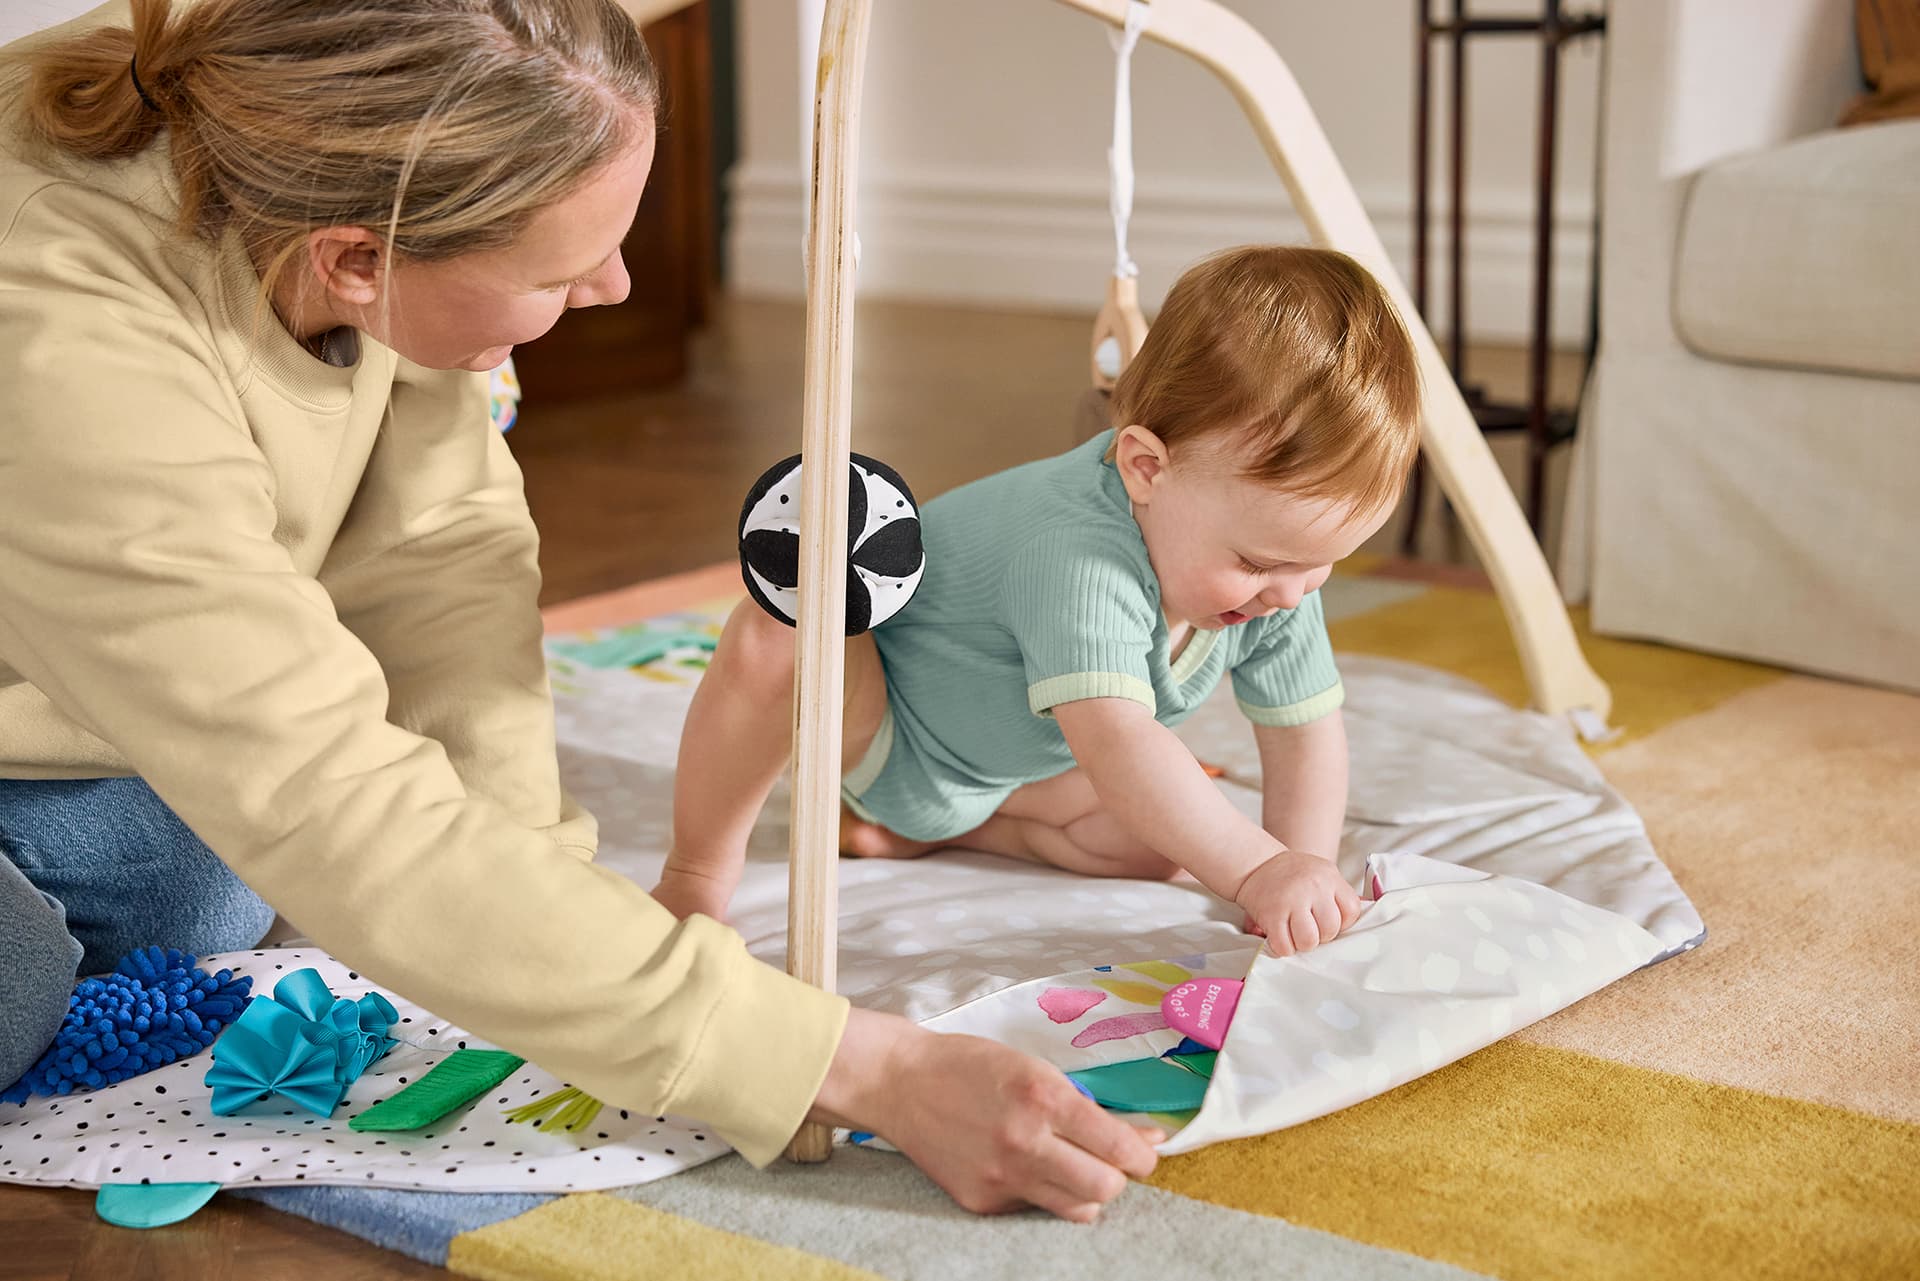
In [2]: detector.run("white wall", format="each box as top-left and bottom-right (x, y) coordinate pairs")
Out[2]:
(6, 0), (1602, 346)
(732, 0), (1604, 346)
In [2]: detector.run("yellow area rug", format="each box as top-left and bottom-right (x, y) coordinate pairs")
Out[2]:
(1148, 1039), (1919, 1280)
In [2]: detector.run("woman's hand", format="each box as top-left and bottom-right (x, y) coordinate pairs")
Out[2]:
(809, 1007), (1161, 1222)
(1232, 848), (1362, 956)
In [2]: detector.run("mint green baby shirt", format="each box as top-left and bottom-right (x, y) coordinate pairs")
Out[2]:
(859, 431), (1343, 839)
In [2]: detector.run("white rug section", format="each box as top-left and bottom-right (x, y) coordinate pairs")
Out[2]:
(559, 647), (1703, 1017)
(1206, 659), (1707, 960)
(0, 949), (727, 1193)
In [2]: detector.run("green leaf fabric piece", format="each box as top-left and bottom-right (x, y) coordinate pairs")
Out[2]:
(504, 1084), (604, 1132)
(95, 1182), (222, 1229)
(1067, 1056), (1211, 1113)
(1167, 1050), (1218, 1080)
(348, 1049), (525, 1132)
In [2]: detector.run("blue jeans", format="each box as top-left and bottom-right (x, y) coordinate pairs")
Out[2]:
(0, 778), (276, 1090)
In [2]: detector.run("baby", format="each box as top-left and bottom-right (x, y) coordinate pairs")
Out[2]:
(657, 245), (1422, 956)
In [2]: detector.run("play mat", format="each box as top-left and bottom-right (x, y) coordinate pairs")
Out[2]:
(0, 606), (1702, 1195)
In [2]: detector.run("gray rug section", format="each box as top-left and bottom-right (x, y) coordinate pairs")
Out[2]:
(233, 1185), (552, 1267)
(618, 1148), (1490, 1281)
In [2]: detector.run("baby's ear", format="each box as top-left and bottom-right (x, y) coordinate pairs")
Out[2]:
(1113, 425), (1171, 501)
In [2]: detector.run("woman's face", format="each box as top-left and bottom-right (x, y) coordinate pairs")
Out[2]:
(375, 130), (657, 372)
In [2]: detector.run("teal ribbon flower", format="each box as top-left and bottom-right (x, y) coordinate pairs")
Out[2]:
(204, 968), (398, 1118)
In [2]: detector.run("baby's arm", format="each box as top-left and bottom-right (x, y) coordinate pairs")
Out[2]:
(1252, 712), (1349, 860)
(1053, 698), (1359, 953)
(657, 602), (812, 923)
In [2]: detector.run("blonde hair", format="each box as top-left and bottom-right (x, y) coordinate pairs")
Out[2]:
(18, 0), (660, 305)
(1111, 245), (1423, 514)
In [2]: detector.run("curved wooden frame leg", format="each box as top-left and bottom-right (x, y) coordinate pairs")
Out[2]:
(1057, 0), (1611, 724)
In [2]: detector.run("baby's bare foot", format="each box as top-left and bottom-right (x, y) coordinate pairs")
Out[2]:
(839, 806), (943, 860)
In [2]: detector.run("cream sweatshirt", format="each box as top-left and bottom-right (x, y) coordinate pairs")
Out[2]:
(0, 8), (845, 1166)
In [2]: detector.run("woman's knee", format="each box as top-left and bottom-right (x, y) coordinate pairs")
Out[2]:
(127, 833), (276, 959)
(9, 778), (275, 968)
(168, 859), (278, 956)
(104, 779), (275, 955)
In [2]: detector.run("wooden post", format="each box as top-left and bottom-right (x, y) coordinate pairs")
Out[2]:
(783, 0), (874, 1165)
(1055, 0), (1611, 725)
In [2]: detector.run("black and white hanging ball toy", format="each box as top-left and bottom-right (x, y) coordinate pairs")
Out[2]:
(738, 453), (926, 636)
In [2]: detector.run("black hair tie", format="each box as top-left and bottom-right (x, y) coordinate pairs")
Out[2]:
(129, 55), (160, 112)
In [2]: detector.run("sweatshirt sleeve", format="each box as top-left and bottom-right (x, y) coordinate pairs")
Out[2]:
(0, 219), (846, 1168)
(319, 357), (591, 855)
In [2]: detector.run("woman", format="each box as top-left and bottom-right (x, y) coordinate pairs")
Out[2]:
(0, 0), (1157, 1220)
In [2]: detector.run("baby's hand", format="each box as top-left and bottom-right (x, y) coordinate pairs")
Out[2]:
(1233, 850), (1362, 956)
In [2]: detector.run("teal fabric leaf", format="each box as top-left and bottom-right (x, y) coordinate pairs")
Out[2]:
(95, 1182), (222, 1229)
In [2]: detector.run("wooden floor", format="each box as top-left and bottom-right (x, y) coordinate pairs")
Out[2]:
(1, 296), (1582, 1280)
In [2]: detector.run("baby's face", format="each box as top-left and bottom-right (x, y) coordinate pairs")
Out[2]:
(1128, 440), (1390, 631)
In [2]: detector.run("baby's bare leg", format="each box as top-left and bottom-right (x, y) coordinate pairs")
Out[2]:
(838, 808), (947, 860)
(661, 600), (887, 919)
(953, 768), (1181, 881)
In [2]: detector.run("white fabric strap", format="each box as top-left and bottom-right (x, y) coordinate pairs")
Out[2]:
(1107, 0), (1150, 281)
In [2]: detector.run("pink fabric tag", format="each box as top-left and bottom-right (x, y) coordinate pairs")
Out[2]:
(1159, 977), (1243, 1050)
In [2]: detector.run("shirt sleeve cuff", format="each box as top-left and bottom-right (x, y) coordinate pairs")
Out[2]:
(660, 923), (852, 1167)
(1028, 672), (1157, 718)
(1236, 681), (1345, 727)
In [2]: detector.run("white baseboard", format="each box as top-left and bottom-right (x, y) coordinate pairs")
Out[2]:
(726, 163), (1596, 348)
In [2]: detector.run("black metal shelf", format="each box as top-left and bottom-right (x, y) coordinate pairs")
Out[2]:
(1405, 0), (1606, 551)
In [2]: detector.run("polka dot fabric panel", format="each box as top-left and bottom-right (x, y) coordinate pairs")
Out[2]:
(0, 950), (727, 1193)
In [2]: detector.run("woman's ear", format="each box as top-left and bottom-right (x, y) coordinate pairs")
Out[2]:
(1113, 424), (1171, 506)
(304, 226), (384, 310)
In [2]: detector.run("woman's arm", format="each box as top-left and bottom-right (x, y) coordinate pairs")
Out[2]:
(320, 359), (588, 851)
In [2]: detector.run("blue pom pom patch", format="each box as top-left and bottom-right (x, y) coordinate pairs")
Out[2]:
(1, 946), (253, 1105)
